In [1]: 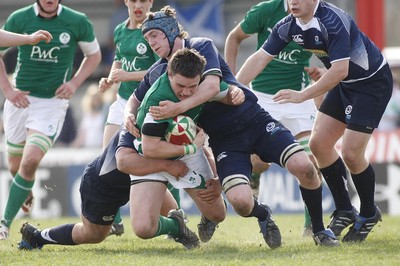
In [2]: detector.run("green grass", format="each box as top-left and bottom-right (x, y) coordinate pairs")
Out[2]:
(1, 214), (399, 266)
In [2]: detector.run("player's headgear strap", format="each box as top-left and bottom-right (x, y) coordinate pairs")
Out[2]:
(141, 11), (180, 56)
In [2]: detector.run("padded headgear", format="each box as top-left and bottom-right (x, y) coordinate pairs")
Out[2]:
(141, 11), (180, 55)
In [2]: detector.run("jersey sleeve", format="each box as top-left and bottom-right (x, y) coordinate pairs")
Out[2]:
(117, 128), (136, 150)
(141, 113), (169, 138)
(261, 17), (291, 56)
(191, 38), (222, 78)
(240, 2), (274, 35)
(325, 15), (351, 63)
(134, 60), (167, 102)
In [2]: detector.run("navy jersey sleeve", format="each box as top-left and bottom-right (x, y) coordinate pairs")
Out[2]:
(117, 128), (136, 150)
(188, 38), (222, 77)
(134, 59), (168, 102)
(261, 16), (292, 56)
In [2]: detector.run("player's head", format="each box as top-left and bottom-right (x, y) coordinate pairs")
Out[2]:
(289, 0), (318, 21)
(141, 6), (188, 58)
(36, 0), (61, 17)
(167, 48), (206, 101)
(126, 0), (153, 24)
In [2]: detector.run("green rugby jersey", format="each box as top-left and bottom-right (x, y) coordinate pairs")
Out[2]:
(0, 4), (97, 98)
(113, 21), (158, 100)
(240, 0), (313, 94)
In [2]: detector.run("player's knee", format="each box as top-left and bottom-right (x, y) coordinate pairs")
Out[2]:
(224, 182), (253, 216)
(132, 220), (157, 239)
(309, 137), (322, 157)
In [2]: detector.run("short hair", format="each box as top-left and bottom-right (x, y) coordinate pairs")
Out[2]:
(168, 48), (206, 78)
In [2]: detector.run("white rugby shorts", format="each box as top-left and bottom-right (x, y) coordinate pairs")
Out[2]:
(254, 91), (317, 137)
(130, 148), (213, 189)
(4, 95), (68, 144)
(106, 95), (127, 125)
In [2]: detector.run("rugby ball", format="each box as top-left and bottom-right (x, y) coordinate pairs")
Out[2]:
(165, 115), (196, 145)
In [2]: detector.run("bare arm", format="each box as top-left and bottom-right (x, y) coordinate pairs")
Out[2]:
(273, 60), (349, 103)
(0, 29), (52, 47)
(150, 74), (221, 120)
(224, 24), (251, 75)
(116, 147), (189, 178)
(0, 55), (30, 108)
(55, 50), (102, 99)
(123, 94), (141, 137)
(99, 61), (121, 92)
(236, 49), (274, 87)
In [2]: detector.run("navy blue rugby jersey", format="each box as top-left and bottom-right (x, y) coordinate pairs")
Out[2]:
(262, 1), (385, 83)
(133, 37), (259, 137)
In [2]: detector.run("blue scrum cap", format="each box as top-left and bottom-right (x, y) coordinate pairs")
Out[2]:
(141, 11), (180, 48)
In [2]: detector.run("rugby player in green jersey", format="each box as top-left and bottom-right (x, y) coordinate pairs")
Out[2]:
(0, 0), (101, 240)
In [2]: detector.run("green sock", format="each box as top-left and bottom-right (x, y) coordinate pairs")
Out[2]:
(114, 208), (122, 224)
(304, 205), (312, 228)
(168, 184), (180, 209)
(154, 216), (180, 237)
(4, 173), (34, 227)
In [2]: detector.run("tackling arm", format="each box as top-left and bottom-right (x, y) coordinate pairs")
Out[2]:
(236, 49), (274, 86)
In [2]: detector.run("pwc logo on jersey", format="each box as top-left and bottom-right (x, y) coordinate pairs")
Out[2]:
(29, 32), (70, 63)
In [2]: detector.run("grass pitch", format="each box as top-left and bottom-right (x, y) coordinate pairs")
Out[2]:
(1, 214), (399, 266)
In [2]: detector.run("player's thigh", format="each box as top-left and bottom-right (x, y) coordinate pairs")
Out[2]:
(130, 181), (167, 222)
(310, 111), (345, 150)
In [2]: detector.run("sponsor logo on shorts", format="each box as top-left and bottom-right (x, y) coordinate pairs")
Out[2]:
(217, 152), (227, 162)
(102, 215), (115, 222)
(266, 122), (279, 134)
(345, 105), (353, 120)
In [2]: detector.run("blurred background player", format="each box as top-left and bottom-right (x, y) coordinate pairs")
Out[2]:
(72, 84), (106, 148)
(98, 0), (160, 236)
(0, 0), (101, 240)
(225, 0), (326, 236)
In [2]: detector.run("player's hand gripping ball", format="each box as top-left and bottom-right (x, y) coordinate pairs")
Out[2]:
(165, 115), (197, 145)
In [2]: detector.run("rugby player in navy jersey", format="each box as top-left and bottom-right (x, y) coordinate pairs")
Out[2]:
(238, 0), (391, 242)
(124, 6), (339, 247)
(17, 129), (198, 250)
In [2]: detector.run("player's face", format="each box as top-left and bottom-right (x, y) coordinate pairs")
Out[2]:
(144, 29), (170, 58)
(37, 0), (60, 17)
(289, 0), (317, 23)
(168, 73), (201, 101)
(126, 0), (153, 24)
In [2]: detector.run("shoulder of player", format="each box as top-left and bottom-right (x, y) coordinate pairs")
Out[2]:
(59, 5), (92, 23)
(187, 37), (215, 50)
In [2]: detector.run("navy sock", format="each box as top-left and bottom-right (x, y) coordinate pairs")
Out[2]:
(36, 224), (76, 246)
(245, 198), (268, 221)
(351, 164), (375, 217)
(320, 158), (352, 211)
(299, 186), (324, 233)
